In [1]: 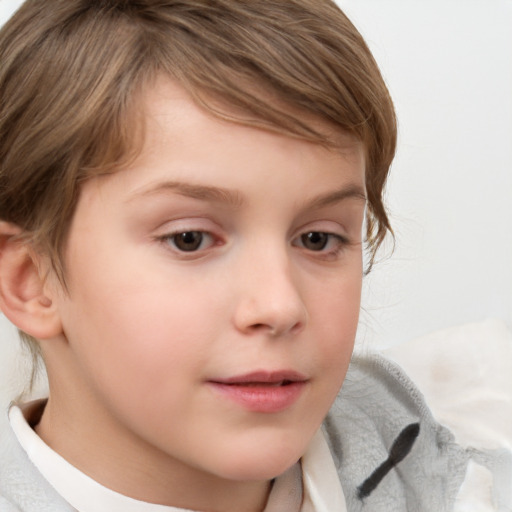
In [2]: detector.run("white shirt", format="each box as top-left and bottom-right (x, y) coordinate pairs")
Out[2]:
(9, 404), (346, 512)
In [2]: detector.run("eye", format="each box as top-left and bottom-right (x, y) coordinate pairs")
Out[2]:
(165, 231), (214, 252)
(293, 231), (348, 255)
(300, 232), (330, 251)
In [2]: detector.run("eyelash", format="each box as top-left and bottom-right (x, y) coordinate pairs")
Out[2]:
(293, 232), (349, 259)
(157, 231), (218, 254)
(157, 229), (349, 259)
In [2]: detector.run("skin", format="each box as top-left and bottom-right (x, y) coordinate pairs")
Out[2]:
(35, 78), (367, 512)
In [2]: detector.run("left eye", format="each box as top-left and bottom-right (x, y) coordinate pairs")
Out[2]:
(166, 231), (213, 252)
(300, 232), (329, 251)
(295, 231), (345, 252)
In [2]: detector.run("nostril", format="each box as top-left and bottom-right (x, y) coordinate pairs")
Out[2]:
(249, 323), (277, 336)
(289, 321), (304, 335)
(248, 320), (304, 337)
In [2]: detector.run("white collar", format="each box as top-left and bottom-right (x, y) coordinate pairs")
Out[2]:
(301, 429), (347, 512)
(9, 403), (345, 512)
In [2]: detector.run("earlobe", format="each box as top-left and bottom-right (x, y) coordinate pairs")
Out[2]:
(0, 222), (62, 339)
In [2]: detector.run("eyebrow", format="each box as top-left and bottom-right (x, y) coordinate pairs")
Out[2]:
(129, 180), (366, 209)
(306, 184), (367, 210)
(128, 181), (245, 208)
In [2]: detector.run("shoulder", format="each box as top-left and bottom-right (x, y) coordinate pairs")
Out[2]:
(323, 352), (512, 512)
(0, 406), (73, 512)
(0, 408), (24, 511)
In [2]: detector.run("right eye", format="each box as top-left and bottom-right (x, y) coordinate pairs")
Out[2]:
(162, 231), (215, 252)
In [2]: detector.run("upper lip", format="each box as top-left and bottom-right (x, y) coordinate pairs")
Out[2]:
(209, 370), (308, 385)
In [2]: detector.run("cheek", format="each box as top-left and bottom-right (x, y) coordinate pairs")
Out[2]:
(310, 265), (362, 327)
(307, 272), (361, 379)
(61, 288), (213, 439)
(61, 267), (184, 387)
(75, 286), (212, 375)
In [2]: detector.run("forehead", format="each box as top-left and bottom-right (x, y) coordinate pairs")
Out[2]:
(129, 78), (364, 189)
(137, 74), (364, 158)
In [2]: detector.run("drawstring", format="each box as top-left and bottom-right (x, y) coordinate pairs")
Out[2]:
(357, 422), (420, 499)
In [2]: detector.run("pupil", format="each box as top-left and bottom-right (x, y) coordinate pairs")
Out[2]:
(174, 231), (203, 251)
(302, 232), (328, 251)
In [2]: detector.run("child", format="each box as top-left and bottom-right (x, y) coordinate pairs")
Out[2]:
(0, 1), (509, 511)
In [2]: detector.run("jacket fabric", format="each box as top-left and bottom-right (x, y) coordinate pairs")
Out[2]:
(325, 352), (512, 511)
(1, 352), (510, 511)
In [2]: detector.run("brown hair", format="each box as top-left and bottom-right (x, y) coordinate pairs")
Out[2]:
(0, 0), (396, 352)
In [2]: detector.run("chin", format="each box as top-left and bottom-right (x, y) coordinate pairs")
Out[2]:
(218, 459), (299, 483)
(209, 434), (308, 482)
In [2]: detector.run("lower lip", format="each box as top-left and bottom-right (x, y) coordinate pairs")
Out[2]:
(208, 381), (307, 413)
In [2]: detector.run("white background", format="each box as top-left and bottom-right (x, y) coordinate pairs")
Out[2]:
(0, 0), (511, 355)
(339, 0), (512, 347)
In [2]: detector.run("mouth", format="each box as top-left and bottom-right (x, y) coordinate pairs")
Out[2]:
(222, 381), (296, 387)
(207, 370), (308, 413)
(210, 370), (308, 386)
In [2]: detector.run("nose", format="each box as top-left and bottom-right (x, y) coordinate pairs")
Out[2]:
(232, 247), (308, 338)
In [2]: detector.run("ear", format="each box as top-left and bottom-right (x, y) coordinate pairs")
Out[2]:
(0, 222), (62, 339)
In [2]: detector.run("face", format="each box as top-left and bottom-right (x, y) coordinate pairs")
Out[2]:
(44, 79), (366, 505)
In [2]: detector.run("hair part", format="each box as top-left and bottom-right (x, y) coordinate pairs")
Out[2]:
(0, 0), (396, 356)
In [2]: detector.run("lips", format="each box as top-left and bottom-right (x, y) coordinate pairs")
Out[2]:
(207, 370), (308, 413)
(212, 370), (307, 385)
